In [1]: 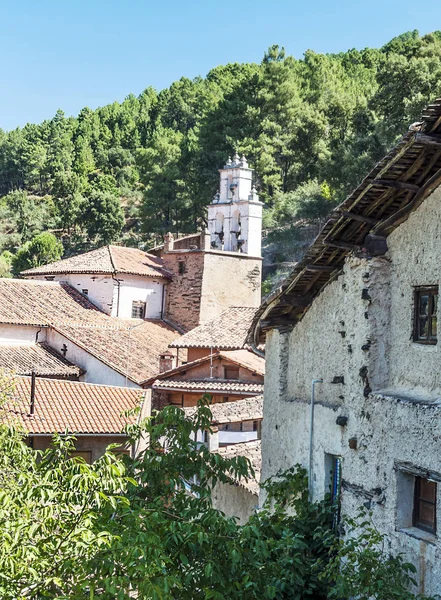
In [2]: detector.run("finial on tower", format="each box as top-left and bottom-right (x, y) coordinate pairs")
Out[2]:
(240, 155), (248, 168)
(225, 156), (232, 167)
(233, 152), (240, 165)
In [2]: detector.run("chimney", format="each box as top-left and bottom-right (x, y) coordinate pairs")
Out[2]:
(164, 232), (174, 252)
(159, 352), (175, 373)
(201, 228), (211, 251)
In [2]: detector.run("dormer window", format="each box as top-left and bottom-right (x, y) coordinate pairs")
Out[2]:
(413, 287), (438, 344)
(131, 301), (146, 319)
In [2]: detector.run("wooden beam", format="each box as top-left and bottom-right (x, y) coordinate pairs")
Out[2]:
(323, 239), (359, 251)
(373, 179), (420, 193)
(415, 132), (441, 147)
(305, 264), (338, 272)
(340, 211), (380, 225)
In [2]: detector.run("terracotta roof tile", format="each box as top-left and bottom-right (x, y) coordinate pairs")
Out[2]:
(151, 379), (263, 394)
(55, 319), (180, 386)
(184, 395), (263, 424)
(0, 279), (181, 385)
(169, 307), (259, 350)
(5, 377), (143, 434)
(0, 279), (103, 327)
(21, 245), (171, 279)
(0, 343), (82, 378)
(217, 440), (261, 495)
(143, 349), (264, 386)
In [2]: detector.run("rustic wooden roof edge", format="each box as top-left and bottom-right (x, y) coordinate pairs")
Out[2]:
(248, 97), (441, 347)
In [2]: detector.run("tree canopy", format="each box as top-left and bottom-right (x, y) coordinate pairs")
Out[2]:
(0, 392), (435, 599)
(1, 30), (441, 270)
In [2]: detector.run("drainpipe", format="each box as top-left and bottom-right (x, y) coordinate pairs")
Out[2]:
(111, 274), (121, 317)
(160, 283), (166, 319)
(35, 328), (42, 344)
(309, 378), (323, 501)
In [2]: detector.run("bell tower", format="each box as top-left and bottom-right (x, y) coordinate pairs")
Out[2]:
(207, 154), (262, 257)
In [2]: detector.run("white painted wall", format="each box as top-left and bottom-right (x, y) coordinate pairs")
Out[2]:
(27, 273), (165, 319)
(112, 275), (165, 319)
(0, 324), (46, 345)
(46, 329), (140, 388)
(261, 185), (441, 597)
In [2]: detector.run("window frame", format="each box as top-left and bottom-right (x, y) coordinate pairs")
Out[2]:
(413, 286), (438, 345)
(413, 476), (437, 535)
(131, 301), (146, 319)
(224, 366), (240, 380)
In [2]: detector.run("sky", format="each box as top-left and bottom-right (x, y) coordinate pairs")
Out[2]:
(0, 0), (439, 131)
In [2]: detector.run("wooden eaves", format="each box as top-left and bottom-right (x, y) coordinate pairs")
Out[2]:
(248, 97), (441, 348)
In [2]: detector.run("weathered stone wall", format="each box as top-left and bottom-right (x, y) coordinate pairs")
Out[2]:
(162, 251), (205, 332)
(261, 185), (441, 596)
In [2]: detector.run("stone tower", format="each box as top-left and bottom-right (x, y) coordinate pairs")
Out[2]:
(207, 154), (262, 257)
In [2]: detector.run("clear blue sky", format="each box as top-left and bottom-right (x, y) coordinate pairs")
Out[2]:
(0, 0), (439, 131)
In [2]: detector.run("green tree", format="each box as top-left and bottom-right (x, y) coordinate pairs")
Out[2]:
(11, 232), (63, 275)
(80, 190), (124, 244)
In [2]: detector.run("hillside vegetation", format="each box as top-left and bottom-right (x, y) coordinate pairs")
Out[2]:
(1, 30), (441, 281)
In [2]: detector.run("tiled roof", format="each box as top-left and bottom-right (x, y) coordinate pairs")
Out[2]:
(220, 350), (265, 375)
(184, 395), (263, 424)
(55, 319), (180, 386)
(151, 379), (263, 395)
(5, 377), (144, 434)
(0, 279), (180, 385)
(21, 245), (171, 279)
(0, 343), (82, 378)
(142, 349), (264, 386)
(217, 440), (261, 495)
(0, 279), (102, 327)
(169, 307), (259, 350)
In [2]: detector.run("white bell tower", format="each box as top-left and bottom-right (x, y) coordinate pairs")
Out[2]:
(207, 154), (262, 257)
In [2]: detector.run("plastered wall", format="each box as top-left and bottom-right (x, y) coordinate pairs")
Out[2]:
(261, 186), (441, 596)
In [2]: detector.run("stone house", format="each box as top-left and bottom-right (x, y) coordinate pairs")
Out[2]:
(249, 98), (441, 596)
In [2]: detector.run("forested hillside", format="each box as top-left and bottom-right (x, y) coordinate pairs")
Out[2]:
(1, 30), (441, 281)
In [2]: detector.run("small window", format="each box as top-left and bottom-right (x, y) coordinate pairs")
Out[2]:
(224, 366), (239, 380)
(82, 288), (89, 295)
(178, 261), (186, 275)
(414, 287), (438, 344)
(413, 476), (437, 534)
(45, 276), (55, 281)
(131, 301), (146, 319)
(222, 396), (229, 403)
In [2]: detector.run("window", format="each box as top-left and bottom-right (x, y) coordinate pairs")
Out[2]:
(414, 287), (438, 344)
(44, 276), (55, 281)
(222, 396), (229, 403)
(325, 453), (342, 527)
(178, 261), (186, 275)
(413, 477), (437, 534)
(131, 301), (146, 319)
(82, 288), (89, 295)
(224, 366), (239, 380)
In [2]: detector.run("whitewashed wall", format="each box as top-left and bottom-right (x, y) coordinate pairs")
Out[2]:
(46, 329), (140, 388)
(261, 185), (441, 597)
(112, 275), (165, 319)
(27, 273), (165, 319)
(0, 324), (47, 345)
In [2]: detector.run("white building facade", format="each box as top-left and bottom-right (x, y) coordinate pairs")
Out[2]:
(207, 154), (263, 257)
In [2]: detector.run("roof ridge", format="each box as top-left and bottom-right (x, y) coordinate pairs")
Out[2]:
(107, 245), (117, 274)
